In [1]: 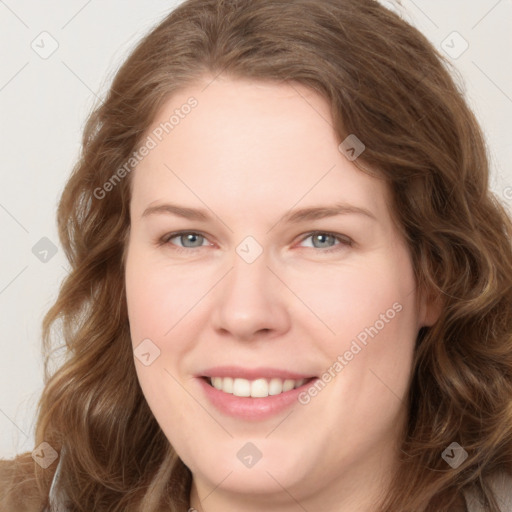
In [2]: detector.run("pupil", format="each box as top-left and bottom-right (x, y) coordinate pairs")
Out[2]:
(315, 234), (332, 248)
(183, 234), (202, 247)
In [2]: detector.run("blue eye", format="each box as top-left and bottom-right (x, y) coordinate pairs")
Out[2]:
(163, 232), (209, 249)
(298, 232), (353, 252)
(158, 230), (353, 254)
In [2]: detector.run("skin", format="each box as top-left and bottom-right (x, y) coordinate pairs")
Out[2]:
(124, 76), (440, 512)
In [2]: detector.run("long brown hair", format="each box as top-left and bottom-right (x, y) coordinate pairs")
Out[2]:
(2, 0), (512, 510)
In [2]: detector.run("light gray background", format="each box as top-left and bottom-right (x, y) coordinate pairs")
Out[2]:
(1, 0), (511, 459)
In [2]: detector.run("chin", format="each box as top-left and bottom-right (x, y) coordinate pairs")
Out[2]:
(188, 442), (312, 495)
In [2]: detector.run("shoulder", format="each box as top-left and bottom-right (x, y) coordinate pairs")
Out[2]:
(0, 453), (45, 512)
(489, 472), (512, 510)
(464, 472), (512, 512)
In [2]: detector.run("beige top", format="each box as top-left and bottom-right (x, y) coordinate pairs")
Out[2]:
(463, 472), (512, 512)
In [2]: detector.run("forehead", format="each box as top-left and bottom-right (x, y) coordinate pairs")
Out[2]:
(130, 77), (391, 220)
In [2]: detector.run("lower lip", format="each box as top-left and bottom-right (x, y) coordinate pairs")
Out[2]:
(198, 377), (318, 421)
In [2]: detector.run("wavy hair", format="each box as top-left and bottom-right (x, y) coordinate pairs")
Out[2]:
(2, 0), (512, 510)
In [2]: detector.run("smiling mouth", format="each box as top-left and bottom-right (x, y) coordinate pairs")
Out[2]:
(203, 376), (315, 398)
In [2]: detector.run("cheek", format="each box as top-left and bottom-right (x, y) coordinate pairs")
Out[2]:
(294, 251), (418, 360)
(125, 252), (203, 431)
(125, 253), (209, 345)
(125, 268), (167, 344)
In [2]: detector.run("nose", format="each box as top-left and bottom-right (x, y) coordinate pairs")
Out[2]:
(210, 250), (291, 342)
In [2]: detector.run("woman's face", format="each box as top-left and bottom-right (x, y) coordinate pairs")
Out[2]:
(125, 77), (439, 508)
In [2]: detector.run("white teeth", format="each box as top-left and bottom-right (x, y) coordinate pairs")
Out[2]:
(223, 376), (233, 393)
(211, 377), (222, 389)
(268, 378), (283, 396)
(283, 379), (295, 392)
(233, 378), (251, 397)
(209, 376), (307, 397)
(251, 378), (268, 397)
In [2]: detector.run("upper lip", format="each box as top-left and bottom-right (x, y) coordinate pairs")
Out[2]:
(199, 366), (317, 380)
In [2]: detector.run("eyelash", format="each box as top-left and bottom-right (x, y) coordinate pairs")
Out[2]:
(158, 230), (354, 254)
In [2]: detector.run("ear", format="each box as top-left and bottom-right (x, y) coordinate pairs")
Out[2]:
(418, 288), (443, 328)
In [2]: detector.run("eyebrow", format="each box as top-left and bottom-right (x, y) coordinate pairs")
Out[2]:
(141, 202), (376, 223)
(142, 203), (210, 221)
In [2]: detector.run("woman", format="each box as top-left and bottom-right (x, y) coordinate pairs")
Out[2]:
(1, 0), (512, 511)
